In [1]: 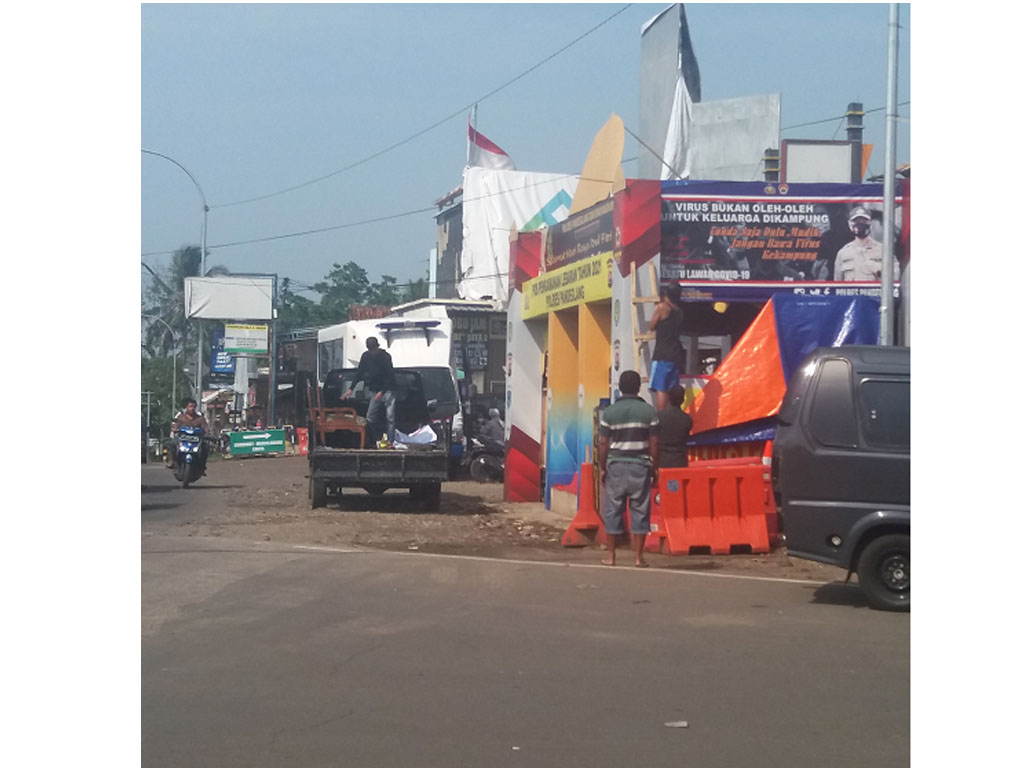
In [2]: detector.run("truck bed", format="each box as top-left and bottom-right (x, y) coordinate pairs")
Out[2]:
(308, 445), (448, 484)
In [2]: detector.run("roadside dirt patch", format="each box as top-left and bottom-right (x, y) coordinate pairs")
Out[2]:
(145, 454), (848, 582)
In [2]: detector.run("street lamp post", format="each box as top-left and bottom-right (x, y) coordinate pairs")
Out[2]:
(143, 149), (210, 401)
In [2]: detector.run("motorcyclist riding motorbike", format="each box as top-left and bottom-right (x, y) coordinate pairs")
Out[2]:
(478, 408), (505, 444)
(465, 408), (505, 482)
(171, 398), (210, 475)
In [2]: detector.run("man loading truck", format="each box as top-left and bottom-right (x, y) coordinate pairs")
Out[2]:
(343, 336), (396, 445)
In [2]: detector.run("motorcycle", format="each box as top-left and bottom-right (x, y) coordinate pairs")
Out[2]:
(464, 435), (505, 483)
(171, 425), (207, 488)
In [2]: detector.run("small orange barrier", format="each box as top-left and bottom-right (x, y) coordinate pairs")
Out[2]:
(296, 427), (309, 456)
(561, 464), (613, 547)
(657, 464), (770, 555)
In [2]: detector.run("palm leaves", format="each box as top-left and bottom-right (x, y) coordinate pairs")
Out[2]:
(142, 245), (228, 360)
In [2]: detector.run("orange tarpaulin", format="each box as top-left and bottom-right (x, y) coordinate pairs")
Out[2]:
(689, 300), (786, 434)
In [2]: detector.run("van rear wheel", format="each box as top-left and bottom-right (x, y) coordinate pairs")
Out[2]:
(857, 534), (910, 612)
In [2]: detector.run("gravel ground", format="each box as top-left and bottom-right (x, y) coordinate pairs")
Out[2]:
(143, 453), (849, 582)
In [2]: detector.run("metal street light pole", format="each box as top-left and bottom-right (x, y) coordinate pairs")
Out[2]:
(880, 4), (900, 345)
(142, 148), (210, 401)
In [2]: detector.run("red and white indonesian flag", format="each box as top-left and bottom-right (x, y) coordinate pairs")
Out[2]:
(467, 117), (516, 170)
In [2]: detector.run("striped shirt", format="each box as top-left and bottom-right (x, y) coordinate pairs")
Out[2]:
(599, 395), (659, 465)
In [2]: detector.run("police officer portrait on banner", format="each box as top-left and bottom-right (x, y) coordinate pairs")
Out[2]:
(836, 206), (882, 281)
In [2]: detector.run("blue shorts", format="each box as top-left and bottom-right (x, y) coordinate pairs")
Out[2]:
(649, 360), (679, 392)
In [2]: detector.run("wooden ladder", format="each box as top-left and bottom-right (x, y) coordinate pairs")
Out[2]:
(630, 260), (660, 384)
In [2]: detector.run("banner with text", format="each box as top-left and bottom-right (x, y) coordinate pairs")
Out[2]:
(522, 251), (614, 319)
(224, 324), (269, 355)
(660, 181), (904, 302)
(545, 197), (615, 272)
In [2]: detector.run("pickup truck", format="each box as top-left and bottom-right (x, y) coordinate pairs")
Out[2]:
(307, 368), (448, 511)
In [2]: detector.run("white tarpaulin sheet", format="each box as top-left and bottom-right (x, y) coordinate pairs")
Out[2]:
(459, 167), (577, 305)
(184, 276), (274, 320)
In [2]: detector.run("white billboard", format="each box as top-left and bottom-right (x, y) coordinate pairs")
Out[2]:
(689, 94), (781, 181)
(184, 276), (274, 320)
(782, 140), (855, 183)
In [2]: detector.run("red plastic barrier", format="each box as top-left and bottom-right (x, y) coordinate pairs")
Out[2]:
(657, 464), (770, 555)
(296, 427), (309, 456)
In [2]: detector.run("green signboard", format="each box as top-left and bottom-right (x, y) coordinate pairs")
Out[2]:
(229, 429), (287, 456)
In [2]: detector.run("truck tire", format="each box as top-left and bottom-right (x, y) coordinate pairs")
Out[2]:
(309, 477), (327, 509)
(857, 533), (910, 612)
(421, 482), (442, 512)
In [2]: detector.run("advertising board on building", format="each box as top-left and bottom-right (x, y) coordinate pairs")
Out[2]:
(544, 197), (615, 272)
(522, 252), (614, 319)
(224, 323), (269, 355)
(209, 329), (235, 375)
(660, 181), (905, 302)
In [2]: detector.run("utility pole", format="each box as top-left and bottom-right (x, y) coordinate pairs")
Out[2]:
(880, 4), (900, 345)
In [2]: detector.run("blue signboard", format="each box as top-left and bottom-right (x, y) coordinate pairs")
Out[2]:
(210, 329), (235, 375)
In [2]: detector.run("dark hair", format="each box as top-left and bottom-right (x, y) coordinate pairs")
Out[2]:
(366, 336), (379, 349)
(618, 370), (641, 395)
(665, 283), (682, 306)
(181, 397), (197, 408)
(668, 385), (686, 408)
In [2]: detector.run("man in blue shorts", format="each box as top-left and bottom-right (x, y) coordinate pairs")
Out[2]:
(598, 370), (660, 567)
(649, 282), (685, 410)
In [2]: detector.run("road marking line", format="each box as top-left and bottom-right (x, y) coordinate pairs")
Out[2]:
(303, 545), (843, 587)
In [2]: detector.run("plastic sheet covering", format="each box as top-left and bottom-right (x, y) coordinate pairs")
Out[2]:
(690, 295), (881, 438)
(395, 425), (438, 445)
(772, 294), (880, 382)
(690, 300), (784, 435)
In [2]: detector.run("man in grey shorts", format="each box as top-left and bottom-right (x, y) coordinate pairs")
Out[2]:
(598, 370), (660, 567)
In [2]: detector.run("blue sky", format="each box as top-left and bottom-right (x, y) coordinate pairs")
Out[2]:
(141, 3), (911, 295)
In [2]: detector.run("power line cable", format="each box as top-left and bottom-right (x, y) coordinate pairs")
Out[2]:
(781, 100), (910, 131)
(142, 170), (590, 257)
(211, 4), (634, 210)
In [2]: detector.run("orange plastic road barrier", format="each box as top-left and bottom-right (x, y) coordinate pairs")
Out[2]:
(296, 427), (309, 456)
(761, 442), (779, 547)
(561, 465), (612, 547)
(656, 464), (770, 555)
(646, 487), (667, 553)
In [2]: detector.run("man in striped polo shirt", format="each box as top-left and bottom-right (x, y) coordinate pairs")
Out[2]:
(598, 370), (660, 567)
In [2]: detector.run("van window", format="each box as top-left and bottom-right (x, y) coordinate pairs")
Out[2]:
(808, 358), (858, 448)
(859, 379), (910, 449)
(418, 368), (458, 405)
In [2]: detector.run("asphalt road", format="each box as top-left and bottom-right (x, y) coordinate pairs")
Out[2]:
(142, 532), (909, 767)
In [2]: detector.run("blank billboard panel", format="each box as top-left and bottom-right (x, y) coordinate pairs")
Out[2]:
(184, 276), (275, 320)
(782, 140), (853, 184)
(690, 94), (781, 182)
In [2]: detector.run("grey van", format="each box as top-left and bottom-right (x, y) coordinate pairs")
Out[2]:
(771, 345), (910, 611)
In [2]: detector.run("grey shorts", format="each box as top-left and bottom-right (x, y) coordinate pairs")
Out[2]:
(601, 461), (653, 535)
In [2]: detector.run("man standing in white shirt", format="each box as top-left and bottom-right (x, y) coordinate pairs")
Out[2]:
(836, 207), (883, 281)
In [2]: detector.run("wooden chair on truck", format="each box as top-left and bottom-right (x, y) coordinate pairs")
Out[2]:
(306, 380), (367, 449)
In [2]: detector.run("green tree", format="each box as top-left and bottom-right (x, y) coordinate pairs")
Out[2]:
(404, 277), (429, 301)
(142, 245), (229, 361)
(314, 261), (370, 320)
(278, 277), (328, 331)
(141, 355), (182, 438)
(142, 244), (229, 407)
(367, 274), (402, 306)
